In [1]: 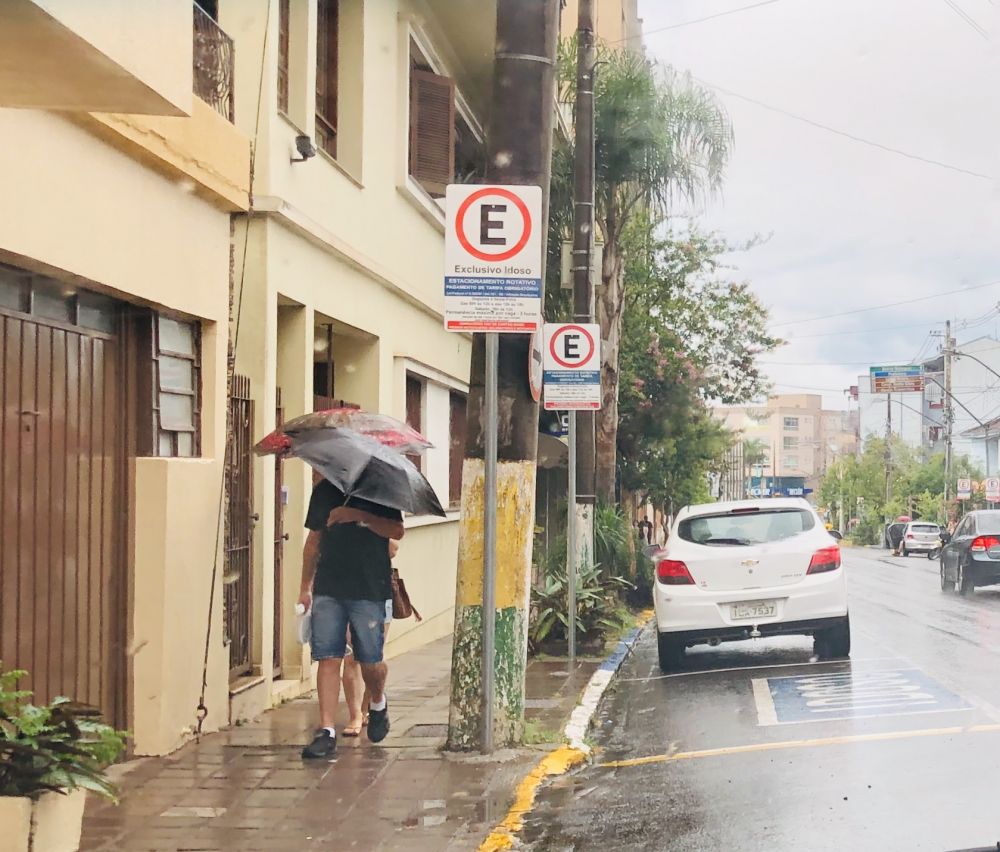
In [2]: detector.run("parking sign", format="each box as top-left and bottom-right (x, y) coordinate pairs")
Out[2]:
(957, 478), (972, 500)
(543, 323), (601, 410)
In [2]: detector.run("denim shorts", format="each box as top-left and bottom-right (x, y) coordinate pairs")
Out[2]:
(311, 596), (386, 664)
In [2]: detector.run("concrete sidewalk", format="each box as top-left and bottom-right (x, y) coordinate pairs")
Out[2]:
(81, 637), (600, 851)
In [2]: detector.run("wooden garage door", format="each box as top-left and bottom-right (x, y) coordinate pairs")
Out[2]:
(0, 311), (125, 725)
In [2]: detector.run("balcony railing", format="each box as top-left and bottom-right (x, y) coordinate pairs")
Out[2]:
(193, 3), (234, 122)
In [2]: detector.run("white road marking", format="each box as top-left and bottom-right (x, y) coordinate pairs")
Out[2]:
(751, 677), (778, 725)
(617, 656), (900, 682)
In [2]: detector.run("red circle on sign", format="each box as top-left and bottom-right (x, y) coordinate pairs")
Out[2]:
(549, 325), (595, 369)
(455, 187), (532, 262)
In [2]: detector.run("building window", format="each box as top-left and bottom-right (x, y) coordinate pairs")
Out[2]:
(153, 316), (201, 457)
(405, 374), (424, 470)
(0, 263), (116, 334)
(277, 0), (290, 115)
(784, 456), (799, 471)
(316, 0), (339, 157)
(449, 391), (467, 507)
(408, 39), (455, 198)
(784, 417), (799, 431)
(783, 436), (798, 450)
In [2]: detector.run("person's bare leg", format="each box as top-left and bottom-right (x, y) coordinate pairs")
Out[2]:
(317, 658), (343, 729)
(359, 662), (388, 705)
(362, 623), (389, 717)
(341, 656), (364, 733)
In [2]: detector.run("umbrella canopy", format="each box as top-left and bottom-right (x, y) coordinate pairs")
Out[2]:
(254, 407), (432, 457)
(288, 428), (446, 517)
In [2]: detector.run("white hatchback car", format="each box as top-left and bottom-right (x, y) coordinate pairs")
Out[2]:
(652, 498), (849, 671)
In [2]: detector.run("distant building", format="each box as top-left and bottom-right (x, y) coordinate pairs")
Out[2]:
(714, 394), (858, 500)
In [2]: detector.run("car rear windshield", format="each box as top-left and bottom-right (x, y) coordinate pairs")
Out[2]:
(976, 514), (1000, 535)
(678, 508), (815, 546)
(911, 524), (939, 533)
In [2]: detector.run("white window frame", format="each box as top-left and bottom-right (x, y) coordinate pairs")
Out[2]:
(396, 17), (485, 228)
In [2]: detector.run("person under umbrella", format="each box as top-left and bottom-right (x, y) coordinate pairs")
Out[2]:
(255, 411), (444, 760)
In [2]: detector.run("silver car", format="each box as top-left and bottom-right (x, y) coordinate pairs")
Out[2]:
(900, 521), (941, 556)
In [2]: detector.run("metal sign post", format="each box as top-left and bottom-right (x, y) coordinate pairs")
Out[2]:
(567, 411), (577, 661)
(542, 323), (601, 664)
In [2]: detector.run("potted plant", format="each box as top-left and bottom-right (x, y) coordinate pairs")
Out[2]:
(0, 666), (126, 852)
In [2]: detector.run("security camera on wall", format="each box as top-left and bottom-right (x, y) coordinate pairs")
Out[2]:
(291, 135), (317, 163)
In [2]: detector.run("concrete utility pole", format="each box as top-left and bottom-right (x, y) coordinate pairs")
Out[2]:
(944, 319), (954, 504)
(885, 393), (892, 506)
(569, 0), (596, 662)
(447, 0), (560, 752)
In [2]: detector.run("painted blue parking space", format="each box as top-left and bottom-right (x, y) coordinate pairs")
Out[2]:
(753, 667), (971, 725)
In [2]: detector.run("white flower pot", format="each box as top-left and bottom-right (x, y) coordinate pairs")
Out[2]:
(0, 789), (87, 852)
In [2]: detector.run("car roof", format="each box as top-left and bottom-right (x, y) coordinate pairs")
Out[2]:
(677, 498), (813, 521)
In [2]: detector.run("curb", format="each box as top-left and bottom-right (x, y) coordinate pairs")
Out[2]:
(478, 616), (648, 851)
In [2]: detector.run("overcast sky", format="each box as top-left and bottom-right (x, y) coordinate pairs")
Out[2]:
(638, 0), (1000, 410)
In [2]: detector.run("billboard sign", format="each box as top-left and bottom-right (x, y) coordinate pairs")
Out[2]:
(870, 365), (924, 394)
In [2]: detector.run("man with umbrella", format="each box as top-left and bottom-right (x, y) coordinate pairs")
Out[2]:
(255, 407), (445, 761)
(298, 481), (402, 759)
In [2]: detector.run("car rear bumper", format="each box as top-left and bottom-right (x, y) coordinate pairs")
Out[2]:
(967, 554), (1000, 584)
(653, 571), (848, 637)
(661, 616), (847, 647)
(902, 540), (937, 551)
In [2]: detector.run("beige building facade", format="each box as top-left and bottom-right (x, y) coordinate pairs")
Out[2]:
(0, 0), (493, 756)
(715, 394), (858, 497)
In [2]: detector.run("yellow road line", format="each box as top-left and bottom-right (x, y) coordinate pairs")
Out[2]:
(598, 723), (1000, 769)
(478, 746), (587, 851)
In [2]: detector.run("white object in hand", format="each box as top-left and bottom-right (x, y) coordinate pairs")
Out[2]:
(295, 602), (312, 645)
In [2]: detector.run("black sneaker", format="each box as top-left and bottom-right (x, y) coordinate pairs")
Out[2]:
(302, 729), (336, 760)
(367, 703), (390, 743)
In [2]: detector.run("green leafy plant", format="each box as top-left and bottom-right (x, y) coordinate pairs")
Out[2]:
(529, 562), (633, 652)
(593, 503), (634, 579)
(0, 666), (127, 801)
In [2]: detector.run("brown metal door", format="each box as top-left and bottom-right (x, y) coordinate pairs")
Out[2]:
(224, 374), (254, 679)
(272, 388), (285, 677)
(0, 313), (125, 724)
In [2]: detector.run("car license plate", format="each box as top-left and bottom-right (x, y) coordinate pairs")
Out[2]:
(731, 600), (776, 619)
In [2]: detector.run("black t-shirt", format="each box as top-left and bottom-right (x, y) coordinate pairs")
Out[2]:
(305, 480), (402, 602)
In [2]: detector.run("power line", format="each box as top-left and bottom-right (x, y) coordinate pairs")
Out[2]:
(789, 321), (946, 339)
(771, 278), (1000, 327)
(695, 77), (995, 182)
(627, 0), (783, 40)
(940, 0), (990, 40)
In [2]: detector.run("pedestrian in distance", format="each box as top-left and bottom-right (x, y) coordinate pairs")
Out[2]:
(298, 479), (403, 760)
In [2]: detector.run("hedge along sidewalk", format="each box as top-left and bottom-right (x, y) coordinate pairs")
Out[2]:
(478, 611), (650, 852)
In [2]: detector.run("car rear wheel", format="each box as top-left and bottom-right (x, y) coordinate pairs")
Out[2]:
(657, 632), (685, 673)
(815, 615), (851, 660)
(940, 561), (955, 592)
(958, 562), (975, 596)
(901, 547), (909, 557)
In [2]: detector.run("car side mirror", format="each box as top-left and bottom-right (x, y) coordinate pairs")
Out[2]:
(940, 533), (952, 544)
(829, 530), (843, 541)
(642, 544), (662, 559)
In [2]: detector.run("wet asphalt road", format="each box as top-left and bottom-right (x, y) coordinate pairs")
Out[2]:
(521, 547), (1000, 852)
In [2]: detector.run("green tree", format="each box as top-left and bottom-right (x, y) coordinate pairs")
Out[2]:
(555, 46), (734, 500)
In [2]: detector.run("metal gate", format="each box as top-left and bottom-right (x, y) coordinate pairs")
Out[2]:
(272, 388), (285, 677)
(0, 312), (125, 724)
(224, 374), (254, 679)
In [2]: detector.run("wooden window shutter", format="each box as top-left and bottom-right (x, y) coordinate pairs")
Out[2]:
(409, 69), (455, 198)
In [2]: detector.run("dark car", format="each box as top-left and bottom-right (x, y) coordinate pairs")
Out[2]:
(939, 510), (1000, 595)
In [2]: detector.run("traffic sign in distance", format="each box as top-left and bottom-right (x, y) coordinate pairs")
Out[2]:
(869, 365), (924, 394)
(543, 323), (601, 411)
(444, 185), (543, 333)
(986, 477), (1000, 502)
(957, 477), (972, 500)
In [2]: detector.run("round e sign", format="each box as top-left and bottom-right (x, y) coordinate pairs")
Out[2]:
(454, 187), (533, 262)
(548, 325), (596, 369)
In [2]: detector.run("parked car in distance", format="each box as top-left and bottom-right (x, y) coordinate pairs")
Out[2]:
(900, 521), (941, 557)
(940, 510), (1000, 596)
(651, 498), (849, 672)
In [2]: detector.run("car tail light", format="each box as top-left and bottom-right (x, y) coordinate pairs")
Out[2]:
(906, 533), (914, 539)
(807, 545), (841, 574)
(656, 559), (695, 585)
(971, 536), (1000, 552)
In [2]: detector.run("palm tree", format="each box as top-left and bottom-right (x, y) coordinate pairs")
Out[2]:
(557, 47), (734, 499)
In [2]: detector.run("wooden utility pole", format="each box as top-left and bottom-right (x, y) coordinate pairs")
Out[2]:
(885, 393), (893, 506)
(447, 0), (560, 751)
(944, 319), (954, 504)
(571, 0), (597, 584)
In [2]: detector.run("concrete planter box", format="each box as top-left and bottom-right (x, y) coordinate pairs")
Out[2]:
(0, 789), (87, 852)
